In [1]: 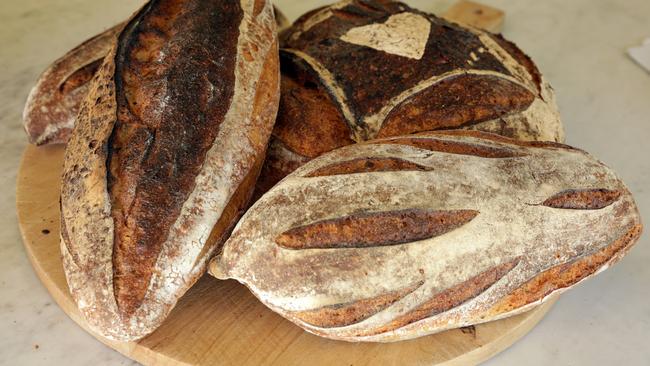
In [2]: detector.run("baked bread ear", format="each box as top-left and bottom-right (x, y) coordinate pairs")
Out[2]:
(23, 5), (289, 146)
(212, 130), (641, 342)
(22, 23), (123, 145)
(256, 0), (564, 195)
(60, 0), (279, 341)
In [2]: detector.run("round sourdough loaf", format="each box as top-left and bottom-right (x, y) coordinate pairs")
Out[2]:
(60, 0), (279, 341)
(212, 131), (642, 342)
(257, 0), (564, 194)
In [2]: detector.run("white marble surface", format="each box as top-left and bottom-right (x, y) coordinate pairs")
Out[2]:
(1, 0), (648, 365)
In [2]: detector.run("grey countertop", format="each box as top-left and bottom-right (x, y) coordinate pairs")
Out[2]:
(1, 0), (649, 365)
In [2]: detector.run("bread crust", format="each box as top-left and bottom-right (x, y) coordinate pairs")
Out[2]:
(258, 0), (564, 193)
(60, 0), (279, 341)
(212, 130), (641, 342)
(23, 23), (123, 145)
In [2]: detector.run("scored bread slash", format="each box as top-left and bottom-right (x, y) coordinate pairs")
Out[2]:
(23, 5), (290, 146)
(60, 0), (279, 341)
(211, 130), (642, 342)
(22, 22), (124, 145)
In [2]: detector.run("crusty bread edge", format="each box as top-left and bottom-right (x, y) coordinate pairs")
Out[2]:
(61, 0), (279, 341)
(212, 131), (641, 342)
(23, 23), (123, 145)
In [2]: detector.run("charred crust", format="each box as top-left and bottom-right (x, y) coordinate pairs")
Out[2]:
(282, 2), (512, 120)
(378, 74), (535, 138)
(275, 209), (479, 249)
(268, 0), (557, 189)
(108, 0), (244, 317)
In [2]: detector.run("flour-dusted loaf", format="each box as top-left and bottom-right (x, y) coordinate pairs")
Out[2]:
(256, 0), (564, 194)
(23, 5), (288, 146)
(212, 131), (642, 342)
(23, 23), (123, 145)
(60, 0), (279, 341)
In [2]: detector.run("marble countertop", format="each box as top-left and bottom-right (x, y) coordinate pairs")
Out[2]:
(1, 0), (649, 365)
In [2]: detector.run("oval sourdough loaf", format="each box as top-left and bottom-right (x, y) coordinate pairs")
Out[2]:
(211, 130), (642, 342)
(257, 0), (564, 194)
(60, 0), (279, 341)
(23, 5), (289, 145)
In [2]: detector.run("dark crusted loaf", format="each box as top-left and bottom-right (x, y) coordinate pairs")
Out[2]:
(60, 0), (279, 341)
(256, 0), (563, 194)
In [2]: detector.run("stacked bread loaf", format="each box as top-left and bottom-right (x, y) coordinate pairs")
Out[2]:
(23, 0), (641, 343)
(256, 0), (564, 193)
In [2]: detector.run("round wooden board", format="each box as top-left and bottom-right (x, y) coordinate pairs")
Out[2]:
(16, 144), (557, 366)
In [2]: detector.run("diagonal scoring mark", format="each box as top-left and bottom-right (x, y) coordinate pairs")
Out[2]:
(59, 58), (104, 94)
(356, 258), (520, 336)
(372, 137), (525, 158)
(276, 209), (479, 250)
(489, 224), (642, 315)
(306, 157), (431, 177)
(290, 280), (424, 328)
(363, 69), (534, 140)
(542, 189), (621, 210)
(430, 130), (578, 151)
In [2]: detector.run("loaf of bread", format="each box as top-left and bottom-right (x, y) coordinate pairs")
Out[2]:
(211, 130), (642, 342)
(256, 0), (564, 194)
(23, 23), (123, 145)
(23, 5), (289, 145)
(60, 0), (279, 341)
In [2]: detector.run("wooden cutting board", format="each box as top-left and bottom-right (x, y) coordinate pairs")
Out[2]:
(16, 143), (557, 366)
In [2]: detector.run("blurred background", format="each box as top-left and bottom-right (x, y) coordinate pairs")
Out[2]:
(1, 0), (648, 365)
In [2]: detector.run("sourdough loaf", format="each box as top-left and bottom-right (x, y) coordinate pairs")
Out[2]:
(256, 0), (564, 194)
(60, 0), (279, 341)
(23, 5), (289, 145)
(212, 130), (641, 342)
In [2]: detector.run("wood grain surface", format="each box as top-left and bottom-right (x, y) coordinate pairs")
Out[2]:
(443, 0), (505, 33)
(16, 144), (556, 366)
